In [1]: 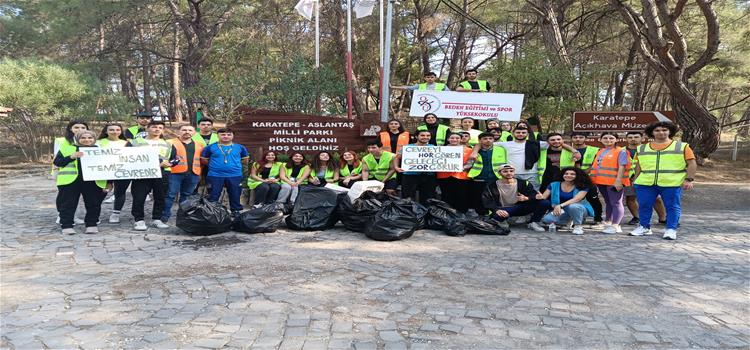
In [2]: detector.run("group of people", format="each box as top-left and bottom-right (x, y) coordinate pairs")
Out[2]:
(53, 107), (696, 240)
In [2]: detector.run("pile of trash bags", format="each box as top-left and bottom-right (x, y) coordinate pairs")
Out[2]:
(425, 199), (510, 236)
(176, 196), (234, 235)
(285, 186), (344, 231)
(233, 203), (286, 234)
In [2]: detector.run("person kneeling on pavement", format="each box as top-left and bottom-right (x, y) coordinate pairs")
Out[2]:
(481, 164), (550, 232)
(537, 167), (594, 235)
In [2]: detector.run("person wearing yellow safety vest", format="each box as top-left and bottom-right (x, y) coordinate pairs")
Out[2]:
(53, 120), (89, 226)
(309, 151), (339, 187)
(481, 164), (550, 232)
(53, 130), (109, 235)
(96, 123), (131, 224)
(248, 151), (286, 206)
(457, 117), (482, 146)
(161, 125), (203, 223)
(417, 113), (450, 146)
(393, 129), (438, 205)
(499, 121), (513, 142)
(571, 131), (604, 225)
(193, 118), (219, 146)
(390, 71), (450, 92)
(280, 152), (312, 204)
(338, 151), (363, 188)
(129, 121), (177, 231)
(456, 69), (491, 92)
(623, 131), (667, 226)
(124, 111), (153, 140)
(589, 132), (632, 235)
(361, 140), (398, 196)
(467, 132), (507, 216)
(539, 132), (581, 192)
(630, 122), (697, 240)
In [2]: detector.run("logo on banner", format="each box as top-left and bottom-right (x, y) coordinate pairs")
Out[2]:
(417, 94), (441, 113)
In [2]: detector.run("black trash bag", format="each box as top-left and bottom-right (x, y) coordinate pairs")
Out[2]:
(462, 216), (511, 235)
(233, 203), (285, 234)
(285, 186), (342, 231)
(445, 221), (467, 237)
(365, 198), (422, 241)
(411, 201), (429, 229)
(176, 196), (233, 235)
(337, 195), (385, 232)
(425, 199), (466, 230)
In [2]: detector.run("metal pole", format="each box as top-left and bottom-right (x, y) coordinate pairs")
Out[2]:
(732, 133), (739, 161)
(345, 0), (354, 119)
(378, 0), (384, 110)
(380, 0), (394, 123)
(315, 0), (321, 113)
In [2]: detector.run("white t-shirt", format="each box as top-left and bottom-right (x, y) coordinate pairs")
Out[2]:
(495, 141), (548, 175)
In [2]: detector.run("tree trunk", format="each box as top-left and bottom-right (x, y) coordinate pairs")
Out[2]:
(139, 26), (152, 112)
(171, 22), (184, 122)
(446, 0), (467, 87)
(614, 41), (638, 107)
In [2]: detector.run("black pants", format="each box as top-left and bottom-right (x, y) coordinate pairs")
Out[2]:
(112, 179), (131, 211)
(490, 200), (550, 223)
(131, 174), (169, 221)
(470, 181), (490, 214)
(56, 179), (106, 228)
(254, 182), (281, 204)
(401, 173), (437, 205)
(438, 177), (470, 213)
(586, 184), (603, 222)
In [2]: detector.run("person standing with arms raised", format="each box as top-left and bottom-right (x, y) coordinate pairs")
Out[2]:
(630, 122), (697, 240)
(200, 128), (250, 217)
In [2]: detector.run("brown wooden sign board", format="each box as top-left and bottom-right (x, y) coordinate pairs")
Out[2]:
(231, 108), (381, 159)
(572, 111), (676, 132)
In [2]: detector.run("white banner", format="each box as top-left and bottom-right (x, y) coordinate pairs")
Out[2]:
(409, 90), (524, 121)
(79, 147), (162, 181)
(401, 145), (463, 172)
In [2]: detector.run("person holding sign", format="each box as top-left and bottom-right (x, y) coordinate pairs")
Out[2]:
(161, 125), (203, 223)
(417, 113), (450, 146)
(201, 128), (250, 216)
(96, 123), (131, 223)
(456, 69), (491, 92)
(588, 132), (632, 235)
(280, 152), (312, 204)
(457, 117), (482, 146)
(338, 151), (363, 188)
(248, 151), (286, 206)
(390, 71), (450, 91)
(393, 130), (437, 205)
(309, 151), (339, 186)
(467, 132), (507, 216)
(362, 140), (398, 196)
(437, 133), (473, 212)
(379, 119), (410, 154)
(53, 130), (108, 235)
(481, 164), (550, 232)
(124, 111), (153, 140)
(130, 121), (177, 231)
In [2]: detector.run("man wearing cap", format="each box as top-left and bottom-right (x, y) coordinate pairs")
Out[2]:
(482, 164), (550, 232)
(124, 112), (153, 140)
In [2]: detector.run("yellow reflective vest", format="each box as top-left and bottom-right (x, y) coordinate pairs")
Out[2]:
(634, 141), (688, 187)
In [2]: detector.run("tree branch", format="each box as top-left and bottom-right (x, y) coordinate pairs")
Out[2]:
(709, 93), (750, 112)
(685, 0), (720, 79)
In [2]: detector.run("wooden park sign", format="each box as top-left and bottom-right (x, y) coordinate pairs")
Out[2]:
(231, 107), (382, 158)
(572, 111), (676, 132)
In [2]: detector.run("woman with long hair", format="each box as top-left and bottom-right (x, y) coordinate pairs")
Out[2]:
(379, 119), (410, 154)
(436, 133), (473, 212)
(589, 132), (631, 234)
(537, 167), (594, 235)
(309, 151), (339, 186)
(280, 152), (311, 204)
(248, 151), (286, 206)
(54, 120), (89, 225)
(96, 123), (131, 223)
(338, 151), (363, 188)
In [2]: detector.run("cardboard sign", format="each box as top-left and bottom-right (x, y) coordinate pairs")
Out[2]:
(572, 111), (676, 131)
(409, 90), (524, 121)
(79, 147), (162, 181)
(401, 145), (464, 172)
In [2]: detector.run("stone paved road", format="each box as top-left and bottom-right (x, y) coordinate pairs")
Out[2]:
(1, 175), (749, 349)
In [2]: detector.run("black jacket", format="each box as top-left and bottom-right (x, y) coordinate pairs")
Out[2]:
(481, 178), (538, 211)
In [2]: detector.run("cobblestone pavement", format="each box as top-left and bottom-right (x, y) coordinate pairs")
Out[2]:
(1, 175), (749, 349)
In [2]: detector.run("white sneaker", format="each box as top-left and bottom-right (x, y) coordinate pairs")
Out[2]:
(602, 225), (617, 234)
(56, 216), (60, 224)
(572, 226), (584, 235)
(61, 228), (76, 235)
(133, 220), (147, 231)
(527, 222), (545, 232)
(613, 225), (623, 233)
(151, 220), (169, 229)
(103, 196), (115, 204)
(109, 213), (120, 223)
(145, 194), (152, 201)
(663, 229), (677, 240)
(630, 225), (652, 236)
(84, 226), (99, 234)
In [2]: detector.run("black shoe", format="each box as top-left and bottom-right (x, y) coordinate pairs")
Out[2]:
(627, 217), (640, 225)
(657, 219), (667, 225)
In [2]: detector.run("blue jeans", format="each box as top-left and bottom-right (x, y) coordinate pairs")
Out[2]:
(162, 172), (200, 220)
(635, 185), (682, 229)
(206, 176), (244, 211)
(542, 202), (587, 226)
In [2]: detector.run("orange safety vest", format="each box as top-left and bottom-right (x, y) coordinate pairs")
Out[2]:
(590, 147), (631, 186)
(436, 146), (472, 180)
(169, 138), (203, 175)
(380, 131), (410, 153)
